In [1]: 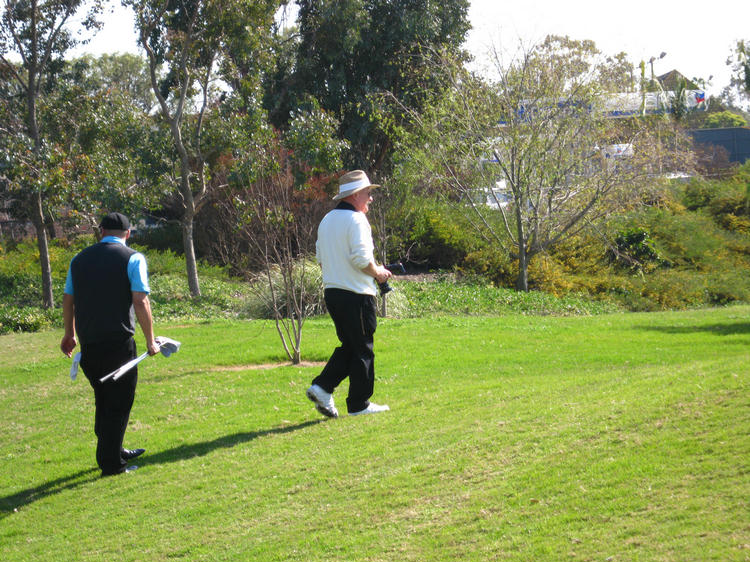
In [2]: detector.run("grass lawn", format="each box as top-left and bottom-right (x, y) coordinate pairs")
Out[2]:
(1, 306), (748, 561)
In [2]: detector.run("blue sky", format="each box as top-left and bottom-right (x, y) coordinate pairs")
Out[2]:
(466, 0), (747, 97)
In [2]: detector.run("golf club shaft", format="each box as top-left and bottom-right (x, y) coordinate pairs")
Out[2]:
(100, 352), (149, 382)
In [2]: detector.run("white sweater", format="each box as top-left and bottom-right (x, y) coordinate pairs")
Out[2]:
(316, 208), (377, 296)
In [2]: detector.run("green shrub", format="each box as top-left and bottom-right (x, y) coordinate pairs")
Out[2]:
(527, 254), (581, 296)
(130, 222), (183, 254)
(702, 110), (748, 128)
(0, 237), (88, 307)
(148, 273), (255, 321)
(0, 272), (44, 306)
(0, 304), (60, 334)
(637, 208), (725, 270)
(607, 227), (668, 271)
(708, 189), (750, 233)
(131, 245), (228, 278)
(679, 176), (749, 233)
(702, 270), (750, 305)
(682, 179), (715, 210)
(396, 275), (619, 317)
(406, 205), (482, 269)
(461, 248), (515, 287)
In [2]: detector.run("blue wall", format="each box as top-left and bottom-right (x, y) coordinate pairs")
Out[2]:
(690, 127), (750, 164)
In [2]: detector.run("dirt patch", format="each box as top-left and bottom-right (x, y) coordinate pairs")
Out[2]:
(398, 272), (457, 283)
(211, 361), (325, 371)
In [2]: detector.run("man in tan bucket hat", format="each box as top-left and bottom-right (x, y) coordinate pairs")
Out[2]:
(306, 170), (393, 417)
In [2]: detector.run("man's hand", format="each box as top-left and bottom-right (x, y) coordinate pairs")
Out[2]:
(60, 334), (77, 358)
(147, 338), (161, 356)
(361, 261), (392, 284)
(373, 265), (393, 285)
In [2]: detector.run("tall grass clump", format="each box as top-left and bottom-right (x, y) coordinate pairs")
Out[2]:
(392, 274), (621, 317)
(242, 258), (326, 319)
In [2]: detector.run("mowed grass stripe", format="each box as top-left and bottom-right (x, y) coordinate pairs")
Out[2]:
(0, 306), (748, 561)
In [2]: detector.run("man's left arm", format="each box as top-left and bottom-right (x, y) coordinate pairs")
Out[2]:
(350, 216), (391, 284)
(361, 261), (392, 284)
(60, 293), (77, 357)
(132, 292), (159, 355)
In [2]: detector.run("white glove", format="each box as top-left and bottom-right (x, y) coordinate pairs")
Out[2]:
(70, 352), (81, 381)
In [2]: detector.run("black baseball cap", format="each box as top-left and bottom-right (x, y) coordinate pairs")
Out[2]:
(99, 212), (131, 231)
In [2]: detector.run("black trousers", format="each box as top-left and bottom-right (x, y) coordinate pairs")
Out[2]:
(313, 289), (377, 414)
(80, 338), (138, 476)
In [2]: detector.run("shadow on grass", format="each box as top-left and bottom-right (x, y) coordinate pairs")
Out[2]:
(637, 322), (750, 336)
(0, 468), (99, 519)
(140, 419), (324, 465)
(0, 419), (323, 518)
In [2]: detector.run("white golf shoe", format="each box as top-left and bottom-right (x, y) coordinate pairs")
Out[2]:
(350, 402), (390, 416)
(306, 384), (339, 418)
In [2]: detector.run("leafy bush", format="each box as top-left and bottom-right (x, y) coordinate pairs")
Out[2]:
(130, 222), (184, 254)
(148, 274), (255, 321)
(0, 272), (48, 307)
(527, 254), (581, 296)
(635, 208), (725, 270)
(606, 227), (668, 271)
(0, 237), (92, 307)
(130, 244), (228, 279)
(708, 189), (750, 233)
(461, 248), (516, 287)
(0, 304), (60, 334)
(406, 205), (483, 269)
(702, 110), (748, 128)
(679, 176), (749, 233)
(682, 179), (715, 210)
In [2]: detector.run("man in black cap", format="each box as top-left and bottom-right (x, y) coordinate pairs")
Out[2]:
(61, 212), (159, 476)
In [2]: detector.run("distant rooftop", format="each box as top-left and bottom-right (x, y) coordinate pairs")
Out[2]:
(657, 70), (699, 91)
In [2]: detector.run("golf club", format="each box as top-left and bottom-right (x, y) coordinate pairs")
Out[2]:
(99, 336), (181, 382)
(378, 262), (406, 295)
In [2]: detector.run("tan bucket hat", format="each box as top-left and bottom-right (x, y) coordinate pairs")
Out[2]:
(332, 170), (380, 200)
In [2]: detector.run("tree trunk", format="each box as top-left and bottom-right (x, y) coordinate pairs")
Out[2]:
(379, 293), (388, 317)
(515, 246), (529, 292)
(181, 215), (201, 298)
(31, 191), (54, 308)
(26, 55), (53, 307)
(514, 192), (529, 292)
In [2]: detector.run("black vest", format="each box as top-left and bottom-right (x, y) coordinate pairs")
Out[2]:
(71, 241), (137, 344)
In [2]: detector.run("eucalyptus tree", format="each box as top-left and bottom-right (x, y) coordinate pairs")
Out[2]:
(265, 0), (470, 174)
(726, 40), (749, 110)
(46, 54), (172, 227)
(399, 36), (670, 291)
(126, 0), (280, 298)
(69, 52), (157, 112)
(0, 0), (102, 307)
